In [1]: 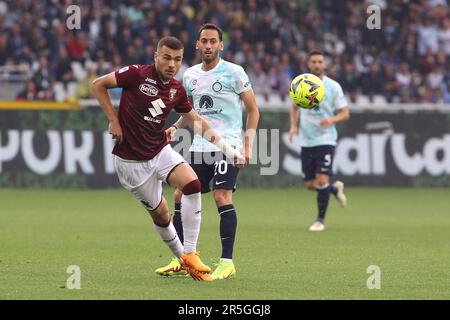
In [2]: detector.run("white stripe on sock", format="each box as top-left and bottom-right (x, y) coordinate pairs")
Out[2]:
(218, 208), (234, 215)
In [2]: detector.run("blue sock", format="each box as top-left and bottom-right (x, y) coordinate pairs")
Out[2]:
(173, 203), (183, 245)
(218, 204), (237, 259)
(316, 185), (331, 222)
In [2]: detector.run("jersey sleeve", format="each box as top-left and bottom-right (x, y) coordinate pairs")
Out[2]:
(115, 65), (140, 89)
(174, 86), (193, 113)
(335, 83), (348, 109)
(232, 67), (252, 94)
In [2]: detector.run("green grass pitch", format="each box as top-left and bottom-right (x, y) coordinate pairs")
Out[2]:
(0, 187), (448, 299)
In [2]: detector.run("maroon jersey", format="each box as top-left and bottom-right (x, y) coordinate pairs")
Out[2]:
(113, 64), (192, 160)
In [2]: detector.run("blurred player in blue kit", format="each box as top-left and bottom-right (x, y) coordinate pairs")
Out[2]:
(289, 51), (350, 232)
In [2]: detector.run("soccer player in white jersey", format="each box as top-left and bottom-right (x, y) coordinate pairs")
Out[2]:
(289, 50), (350, 232)
(156, 23), (259, 280)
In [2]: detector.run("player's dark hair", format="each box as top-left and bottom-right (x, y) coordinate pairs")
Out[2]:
(308, 50), (325, 60)
(157, 36), (184, 51)
(197, 23), (223, 41)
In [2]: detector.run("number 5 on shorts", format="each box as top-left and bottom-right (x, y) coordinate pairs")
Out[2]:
(324, 154), (331, 166)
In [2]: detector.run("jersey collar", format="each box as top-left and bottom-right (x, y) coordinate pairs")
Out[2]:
(200, 58), (223, 74)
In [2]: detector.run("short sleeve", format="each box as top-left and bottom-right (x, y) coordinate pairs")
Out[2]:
(174, 86), (193, 113)
(115, 65), (140, 89)
(335, 83), (348, 109)
(232, 67), (252, 94)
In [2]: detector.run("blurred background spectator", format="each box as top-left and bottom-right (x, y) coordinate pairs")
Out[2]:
(16, 79), (38, 100)
(76, 65), (98, 99)
(0, 0), (449, 104)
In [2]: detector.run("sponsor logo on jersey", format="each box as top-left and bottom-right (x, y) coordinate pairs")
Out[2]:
(197, 108), (223, 115)
(169, 88), (177, 101)
(145, 77), (157, 84)
(143, 98), (166, 123)
(199, 95), (213, 109)
(139, 84), (158, 96)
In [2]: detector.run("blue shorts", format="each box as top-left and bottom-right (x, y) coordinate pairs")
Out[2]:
(188, 152), (240, 193)
(301, 145), (335, 181)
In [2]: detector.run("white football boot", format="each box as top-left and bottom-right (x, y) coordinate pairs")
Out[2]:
(334, 181), (347, 208)
(309, 221), (325, 232)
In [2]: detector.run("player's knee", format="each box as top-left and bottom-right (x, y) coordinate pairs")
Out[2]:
(213, 190), (232, 206)
(315, 177), (329, 188)
(181, 179), (201, 195)
(174, 188), (183, 202)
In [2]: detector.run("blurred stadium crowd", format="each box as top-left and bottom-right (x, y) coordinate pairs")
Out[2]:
(0, 0), (449, 104)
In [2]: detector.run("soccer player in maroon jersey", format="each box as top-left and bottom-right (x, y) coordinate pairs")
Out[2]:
(91, 36), (243, 281)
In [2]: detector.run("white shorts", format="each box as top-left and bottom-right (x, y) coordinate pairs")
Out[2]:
(113, 144), (185, 211)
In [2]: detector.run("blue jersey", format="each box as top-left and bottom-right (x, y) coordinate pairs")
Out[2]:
(183, 59), (252, 152)
(299, 75), (347, 147)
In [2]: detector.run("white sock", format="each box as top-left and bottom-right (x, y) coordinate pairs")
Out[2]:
(181, 192), (201, 253)
(153, 222), (184, 258)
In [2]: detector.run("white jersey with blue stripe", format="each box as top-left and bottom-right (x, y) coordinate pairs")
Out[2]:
(183, 59), (252, 152)
(299, 75), (347, 147)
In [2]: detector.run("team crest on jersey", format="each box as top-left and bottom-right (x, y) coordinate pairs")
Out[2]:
(212, 81), (222, 92)
(139, 84), (158, 96)
(169, 88), (177, 101)
(192, 79), (197, 86)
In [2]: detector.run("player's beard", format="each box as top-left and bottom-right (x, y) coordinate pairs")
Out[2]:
(164, 69), (176, 80)
(157, 68), (175, 82)
(312, 69), (324, 78)
(202, 50), (219, 64)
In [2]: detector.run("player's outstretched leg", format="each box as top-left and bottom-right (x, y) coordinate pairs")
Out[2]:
(155, 189), (186, 276)
(147, 197), (185, 263)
